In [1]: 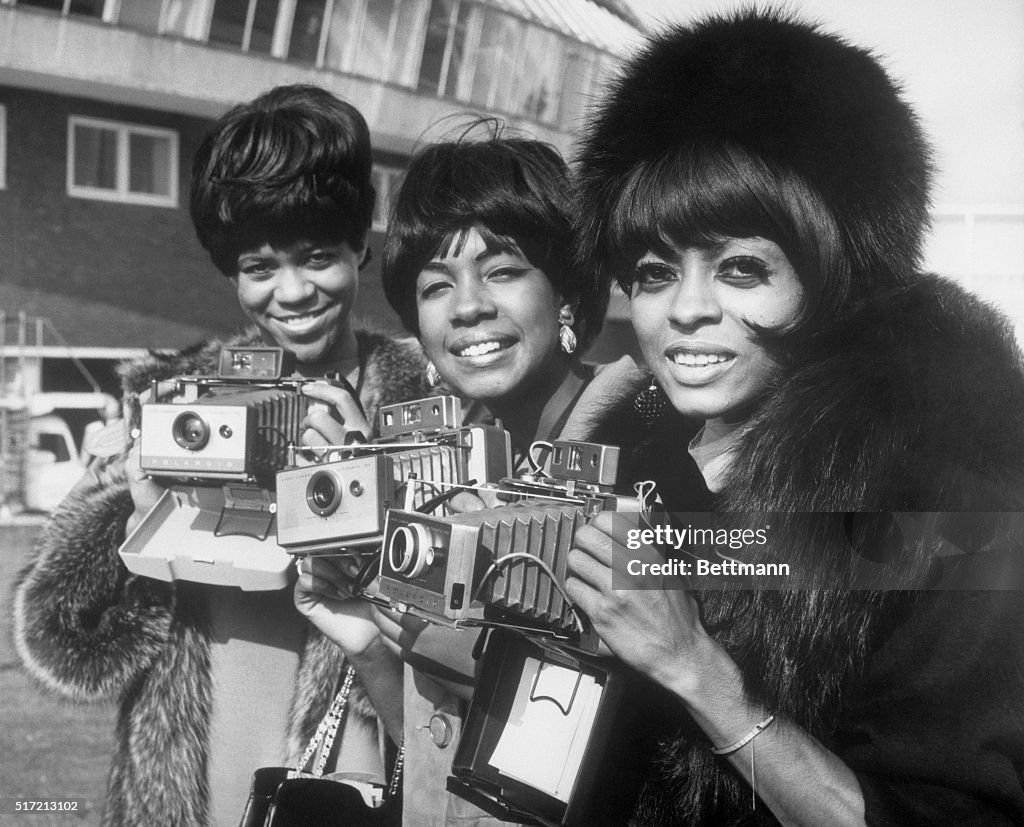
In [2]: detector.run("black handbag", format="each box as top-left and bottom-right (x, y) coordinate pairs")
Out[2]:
(239, 667), (403, 827)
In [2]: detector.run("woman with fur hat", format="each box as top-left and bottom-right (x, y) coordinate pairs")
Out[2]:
(14, 85), (425, 826)
(567, 9), (1024, 825)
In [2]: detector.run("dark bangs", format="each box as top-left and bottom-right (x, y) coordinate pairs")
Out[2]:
(382, 136), (590, 341)
(607, 143), (848, 334)
(190, 85), (374, 276)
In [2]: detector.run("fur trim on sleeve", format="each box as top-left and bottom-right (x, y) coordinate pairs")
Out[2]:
(14, 478), (174, 701)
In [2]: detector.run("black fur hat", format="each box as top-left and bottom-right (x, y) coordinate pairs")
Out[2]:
(575, 8), (934, 303)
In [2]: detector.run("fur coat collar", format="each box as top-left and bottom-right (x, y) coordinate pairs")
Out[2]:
(632, 275), (1024, 824)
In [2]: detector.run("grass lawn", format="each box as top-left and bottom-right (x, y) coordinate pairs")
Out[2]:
(1, 523), (115, 827)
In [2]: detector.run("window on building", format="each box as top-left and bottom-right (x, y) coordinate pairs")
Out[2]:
(208, 0), (282, 54)
(67, 117), (179, 207)
(514, 25), (564, 123)
(470, 8), (521, 112)
(418, 0), (472, 97)
(0, 105), (6, 190)
(323, 0), (362, 72)
(116, 0), (164, 32)
(559, 46), (598, 131)
(17, 0), (109, 17)
(385, 0), (429, 85)
(345, 0), (428, 85)
(159, 0), (214, 41)
(372, 164), (404, 232)
(287, 0), (329, 63)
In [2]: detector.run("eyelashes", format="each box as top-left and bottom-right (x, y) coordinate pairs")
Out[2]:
(631, 256), (772, 289)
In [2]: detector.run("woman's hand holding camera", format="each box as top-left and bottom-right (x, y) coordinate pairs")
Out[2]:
(299, 382), (373, 449)
(295, 555), (406, 742)
(566, 511), (721, 702)
(294, 555), (382, 659)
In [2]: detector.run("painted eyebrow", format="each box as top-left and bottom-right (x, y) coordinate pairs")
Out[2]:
(422, 247), (517, 272)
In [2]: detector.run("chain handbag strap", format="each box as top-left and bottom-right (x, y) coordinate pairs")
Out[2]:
(297, 666), (405, 802)
(298, 666), (355, 777)
(387, 740), (405, 799)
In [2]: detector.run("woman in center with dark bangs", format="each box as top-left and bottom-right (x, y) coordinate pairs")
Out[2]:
(295, 127), (649, 826)
(381, 128), (643, 472)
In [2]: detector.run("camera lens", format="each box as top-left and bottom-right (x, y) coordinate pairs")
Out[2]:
(388, 523), (433, 578)
(305, 471), (342, 517)
(172, 411), (210, 451)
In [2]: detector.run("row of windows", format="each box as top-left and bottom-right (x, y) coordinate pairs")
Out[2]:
(8, 0), (621, 130)
(3, 110), (403, 229)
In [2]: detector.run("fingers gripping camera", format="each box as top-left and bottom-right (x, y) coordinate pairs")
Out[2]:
(378, 440), (649, 651)
(275, 396), (512, 554)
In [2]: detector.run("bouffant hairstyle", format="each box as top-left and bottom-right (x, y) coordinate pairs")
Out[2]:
(382, 127), (604, 352)
(190, 84), (374, 276)
(575, 8), (934, 335)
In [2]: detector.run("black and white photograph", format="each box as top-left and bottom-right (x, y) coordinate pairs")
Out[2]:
(1, 0), (1022, 825)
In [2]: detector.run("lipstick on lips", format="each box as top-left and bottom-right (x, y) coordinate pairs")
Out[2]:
(450, 334), (517, 359)
(664, 342), (736, 382)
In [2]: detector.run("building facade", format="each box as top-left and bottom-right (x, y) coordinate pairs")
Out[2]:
(0, 0), (642, 510)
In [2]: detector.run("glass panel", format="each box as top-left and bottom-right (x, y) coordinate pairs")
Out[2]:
(162, 0), (212, 40)
(118, 0), (164, 31)
(248, 0), (279, 54)
(470, 8), (519, 111)
(288, 0), (325, 62)
(371, 167), (404, 230)
(129, 133), (172, 196)
(442, 0), (471, 99)
(73, 125), (117, 190)
(65, 0), (105, 15)
(515, 26), (564, 122)
(209, 0), (248, 48)
(418, 0), (454, 94)
(324, 0), (361, 71)
(351, 0), (396, 80)
(558, 46), (594, 130)
(67, 0), (104, 16)
(385, 0), (428, 86)
(17, 0), (65, 11)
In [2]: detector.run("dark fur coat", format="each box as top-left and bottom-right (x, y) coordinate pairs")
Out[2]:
(631, 275), (1024, 825)
(13, 326), (428, 827)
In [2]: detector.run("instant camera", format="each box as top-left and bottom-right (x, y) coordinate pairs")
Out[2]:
(377, 440), (649, 652)
(275, 395), (511, 555)
(120, 346), (341, 590)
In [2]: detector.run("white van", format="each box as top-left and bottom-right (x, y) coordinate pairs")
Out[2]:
(22, 392), (119, 512)
(26, 413), (86, 512)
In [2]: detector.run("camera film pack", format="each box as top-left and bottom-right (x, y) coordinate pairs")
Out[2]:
(448, 630), (654, 827)
(275, 396), (511, 555)
(120, 346), (345, 590)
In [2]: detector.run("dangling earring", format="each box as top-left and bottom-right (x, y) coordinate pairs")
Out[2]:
(425, 361), (441, 387)
(558, 308), (578, 355)
(634, 379), (669, 426)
